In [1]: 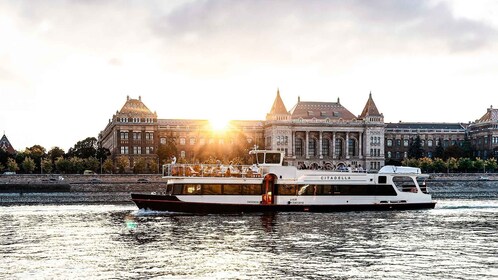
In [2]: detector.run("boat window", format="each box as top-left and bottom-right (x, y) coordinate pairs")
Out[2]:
(183, 184), (201, 194)
(278, 185), (297, 195)
(257, 153), (264, 165)
(172, 184), (183, 195)
(202, 184), (222, 195)
(265, 153), (281, 164)
(392, 176), (417, 192)
(223, 185), (242, 195)
(378, 176), (387, 184)
(296, 184), (397, 196)
(241, 184), (263, 195)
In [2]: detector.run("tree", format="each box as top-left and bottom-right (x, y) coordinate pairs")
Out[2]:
(22, 157), (36, 174)
(6, 158), (19, 173)
(474, 158), (485, 173)
(102, 159), (114, 174)
(446, 157), (458, 173)
(69, 157), (85, 174)
(433, 138), (445, 159)
(116, 156), (130, 174)
(83, 157), (100, 172)
(485, 158), (497, 172)
(133, 158), (147, 174)
(47, 147), (65, 162)
(432, 158), (447, 173)
(55, 157), (71, 174)
(408, 136), (424, 159)
(157, 136), (177, 165)
(419, 157), (433, 173)
(147, 159), (158, 174)
(41, 158), (53, 174)
(458, 158), (473, 172)
(444, 145), (464, 160)
(67, 137), (98, 159)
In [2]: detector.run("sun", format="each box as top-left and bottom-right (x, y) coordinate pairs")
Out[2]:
(209, 117), (230, 132)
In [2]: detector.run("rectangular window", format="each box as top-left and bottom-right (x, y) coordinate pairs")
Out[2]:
(120, 146), (129, 154)
(387, 139), (393, 147)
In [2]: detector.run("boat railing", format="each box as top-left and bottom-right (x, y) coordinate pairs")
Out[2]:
(163, 163), (263, 178)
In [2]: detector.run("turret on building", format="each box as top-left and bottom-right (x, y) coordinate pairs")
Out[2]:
(0, 133), (15, 154)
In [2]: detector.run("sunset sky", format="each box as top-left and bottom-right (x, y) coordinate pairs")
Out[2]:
(1, 0), (498, 152)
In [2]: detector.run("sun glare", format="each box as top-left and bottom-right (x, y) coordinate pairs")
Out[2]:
(209, 117), (230, 132)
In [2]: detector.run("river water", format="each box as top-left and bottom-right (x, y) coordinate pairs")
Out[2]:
(1, 197), (497, 279)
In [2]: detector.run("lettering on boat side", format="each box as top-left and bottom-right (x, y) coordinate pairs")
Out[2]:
(320, 176), (352, 180)
(247, 201), (260, 204)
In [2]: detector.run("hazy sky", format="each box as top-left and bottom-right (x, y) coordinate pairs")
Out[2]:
(1, 0), (498, 152)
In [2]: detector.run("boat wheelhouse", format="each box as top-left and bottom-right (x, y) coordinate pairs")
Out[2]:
(131, 150), (436, 213)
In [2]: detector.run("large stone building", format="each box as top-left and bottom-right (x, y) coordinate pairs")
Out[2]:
(98, 92), (498, 172)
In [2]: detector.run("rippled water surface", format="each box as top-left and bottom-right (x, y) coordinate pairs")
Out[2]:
(1, 199), (497, 279)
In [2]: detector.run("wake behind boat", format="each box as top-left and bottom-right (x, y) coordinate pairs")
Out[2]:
(131, 150), (436, 213)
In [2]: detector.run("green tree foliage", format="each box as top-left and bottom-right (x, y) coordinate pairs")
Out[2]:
(116, 156), (130, 174)
(22, 157), (36, 174)
(55, 157), (71, 174)
(432, 158), (447, 173)
(133, 158), (147, 174)
(7, 158), (19, 173)
(83, 157), (100, 173)
(0, 163), (4, 172)
(485, 158), (497, 172)
(147, 159), (158, 174)
(41, 158), (53, 174)
(446, 157), (458, 173)
(47, 147), (65, 162)
(473, 157), (485, 173)
(69, 157), (85, 174)
(67, 137), (97, 159)
(0, 149), (8, 167)
(408, 136), (424, 159)
(458, 158), (473, 172)
(419, 157), (433, 172)
(102, 159), (114, 174)
(157, 136), (177, 165)
(433, 139), (445, 159)
(444, 145), (464, 160)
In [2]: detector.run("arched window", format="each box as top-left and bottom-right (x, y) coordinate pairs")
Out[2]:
(308, 138), (317, 157)
(335, 138), (343, 158)
(295, 138), (304, 157)
(348, 139), (356, 157)
(322, 138), (330, 157)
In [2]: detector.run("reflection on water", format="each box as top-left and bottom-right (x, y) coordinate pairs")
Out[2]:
(0, 200), (497, 279)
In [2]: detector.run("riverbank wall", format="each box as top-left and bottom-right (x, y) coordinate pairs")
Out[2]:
(0, 174), (165, 205)
(1, 173), (497, 205)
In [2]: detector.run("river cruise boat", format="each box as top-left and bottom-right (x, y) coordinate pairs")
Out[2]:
(131, 150), (436, 213)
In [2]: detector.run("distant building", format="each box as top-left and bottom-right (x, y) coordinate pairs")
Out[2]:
(98, 96), (159, 167)
(98, 92), (498, 172)
(264, 90), (385, 170)
(384, 122), (467, 161)
(0, 133), (15, 154)
(468, 105), (498, 159)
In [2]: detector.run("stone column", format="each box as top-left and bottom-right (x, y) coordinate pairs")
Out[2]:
(305, 131), (309, 159)
(319, 131), (323, 159)
(359, 132), (363, 159)
(332, 132), (336, 159)
(346, 132), (350, 159)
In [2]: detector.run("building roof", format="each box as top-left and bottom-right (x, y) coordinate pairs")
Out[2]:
(477, 106), (498, 123)
(268, 89), (289, 115)
(0, 134), (15, 154)
(289, 97), (356, 120)
(386, 122), (466, 131)
(359, 92), (382, 118)
(118, 96), (156, 117)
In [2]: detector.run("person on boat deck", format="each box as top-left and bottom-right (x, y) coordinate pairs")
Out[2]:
(171, 156), (176, 165)
(250, 164), (259, 173)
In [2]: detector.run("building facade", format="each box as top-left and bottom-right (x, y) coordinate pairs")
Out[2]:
(384, 122), (467, 162)
(468, 106), (498, 159)
(98, 92), (498, 172)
